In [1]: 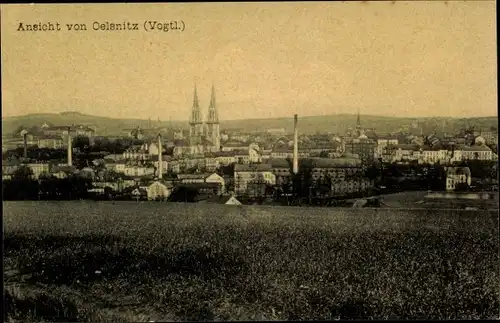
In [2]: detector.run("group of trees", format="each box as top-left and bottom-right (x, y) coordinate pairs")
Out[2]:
(2, 147), (67, 162)
(270, 158), (473, 204)
(2, 166), (92, 200)
(453, 159), (497, 180)
(374, 161), (447, 191)
(167, 186), (200, 202)
(89, 137), (174, 156)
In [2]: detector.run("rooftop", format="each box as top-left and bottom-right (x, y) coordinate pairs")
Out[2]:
(235, 164), (273, 172)
(177, 173), (212, 180)
(222, 141), (248, 147)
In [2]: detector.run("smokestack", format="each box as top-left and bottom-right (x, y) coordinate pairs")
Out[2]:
(23, 132), (28, 159)
(293, 114), (299, 174)
(67, 127), (72, 166)
(158, 134), (163, 179)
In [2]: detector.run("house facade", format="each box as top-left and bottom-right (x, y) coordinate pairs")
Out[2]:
(445, 167), (472, 191)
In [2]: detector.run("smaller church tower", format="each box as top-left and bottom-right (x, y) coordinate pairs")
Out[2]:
(189, 84), (204, 144)
(355, 108), (364, 137)
(206, 84), (221, 151)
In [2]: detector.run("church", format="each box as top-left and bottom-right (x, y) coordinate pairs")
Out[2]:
(173, 84), (221, 156)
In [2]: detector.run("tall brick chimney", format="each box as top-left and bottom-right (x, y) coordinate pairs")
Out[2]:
(67, 126), (72, 166)
(293, 114), (299, 174)
(22, 130), (28, 159)
(158, 134), (163, 179)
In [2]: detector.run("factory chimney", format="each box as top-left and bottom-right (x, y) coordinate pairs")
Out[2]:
(67, 126), (72, 166)
(158, 134), (163, 180)
(293, 114), (299, 174)
(22, 130), (28, 159)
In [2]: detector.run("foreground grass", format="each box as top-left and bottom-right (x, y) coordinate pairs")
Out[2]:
(3, 201), (499, 321)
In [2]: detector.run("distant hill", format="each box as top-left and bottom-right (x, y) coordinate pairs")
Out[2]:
(223, 114), (498, 136)
(2, 111), (497, 138)
(1, 112), (186, 137)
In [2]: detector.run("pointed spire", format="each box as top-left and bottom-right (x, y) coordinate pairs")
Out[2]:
(356, 108), (361, 127)
(207, 83), (219, 124)
(190, 83), (202, 125)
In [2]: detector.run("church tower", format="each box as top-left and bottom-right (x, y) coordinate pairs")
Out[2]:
(189, 84), (204, 144)
(355, 108), (364, 137)
(206, 84), (221, 151)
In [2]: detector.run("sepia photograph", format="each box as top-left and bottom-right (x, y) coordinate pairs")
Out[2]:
(2, 1), (498, 321)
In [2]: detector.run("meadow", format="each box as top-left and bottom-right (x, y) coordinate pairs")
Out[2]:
(3, 201), (499, 321)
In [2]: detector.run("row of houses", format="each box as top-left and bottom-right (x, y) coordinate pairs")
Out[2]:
(380, 143), (495, 164)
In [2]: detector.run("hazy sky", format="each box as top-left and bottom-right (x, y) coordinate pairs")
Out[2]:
(1, 2), (497, 121)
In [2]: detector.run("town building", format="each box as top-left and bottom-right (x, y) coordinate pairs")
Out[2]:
(375, 137), (399, 158)
(345, 135), (376, 164)
(37, 135), (65, 149)
(176, 172), (226, 192)
(445, 167), (472, 191)
(221, 140), (250, 152)
(41, 124), (95, 139)
(146, 181), (172, 200)
(234, 163), (276, 196)
(26, 162), (51, 179)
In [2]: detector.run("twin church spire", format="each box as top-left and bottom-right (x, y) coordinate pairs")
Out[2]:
(189, 83), (218, 125)
(188, 83), (220, 151)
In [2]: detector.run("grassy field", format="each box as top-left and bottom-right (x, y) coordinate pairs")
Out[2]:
(377, 191), (499, 210)
(3, 201), (499, 321)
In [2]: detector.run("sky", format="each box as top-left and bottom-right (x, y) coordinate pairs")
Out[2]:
(1, 2), (497, 121)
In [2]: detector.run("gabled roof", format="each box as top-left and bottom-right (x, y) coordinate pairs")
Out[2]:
(235, 164), (272, 172)
(177, 173), (211, 180)
(309, 157), (361, 168)
(233, 149), (250, 155)
(446, 166), (471, 177)
(148, 180), (174, 189)
(394, 144), (420, 151)
(205, 151), (236, 158)
(38, 135), (63, 140)
(131, 187), (148, 195)
(198, 195), (239, 204)
(177, 182), (221, 189)
(267, 158), (290, 168)
(459, 145), (492, 152)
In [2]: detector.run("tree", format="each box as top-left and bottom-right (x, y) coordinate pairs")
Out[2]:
(12, 165), (34, 180)
(104, 186), (114, 199)
(364, 162), (381, 181)
(168, 186), (199, 202)
(455, 182), (470, 192)
(73, 135), (90, 151)
(103, 170), (121, 182)
(319, 151), (330, 158)
(3, 166), (39, 200)
(216, 163), (235, 177)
